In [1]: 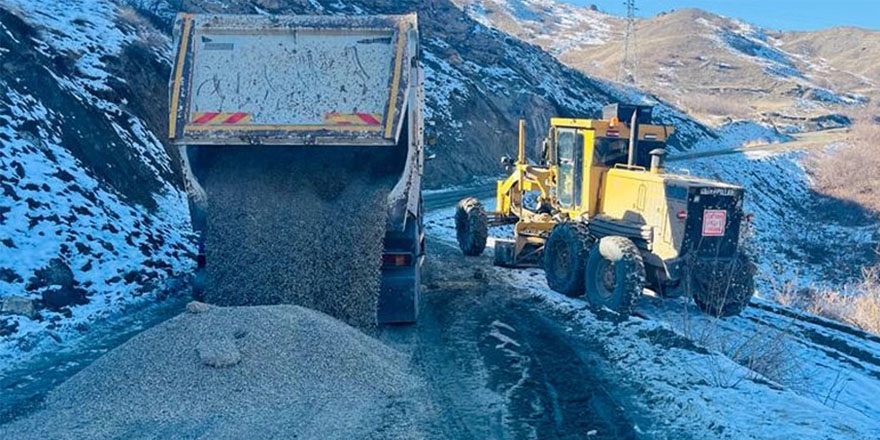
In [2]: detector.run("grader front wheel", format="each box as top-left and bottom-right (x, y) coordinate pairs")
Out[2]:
(584, 236), (645, 319)
(543, 223), (592, 297)
(455, 198), (488, 256)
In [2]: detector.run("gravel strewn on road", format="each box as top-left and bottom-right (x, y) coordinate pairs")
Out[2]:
(0, 304), (426, 439)
(200, 146), (400, 327)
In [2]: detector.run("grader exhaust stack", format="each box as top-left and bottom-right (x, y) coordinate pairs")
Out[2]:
(169, 14), (425, 325)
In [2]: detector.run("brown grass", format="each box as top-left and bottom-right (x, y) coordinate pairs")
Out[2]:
(801, 118), (880, 334)
(808, 118), (880, 213)
(677, 299), (799, 388)
(115, 5), (166, 49)
(806, 266), (880, 335)
(678, 92), (757, 122)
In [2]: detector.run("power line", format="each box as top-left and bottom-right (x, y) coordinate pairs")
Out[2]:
(619, 0), (637, 86)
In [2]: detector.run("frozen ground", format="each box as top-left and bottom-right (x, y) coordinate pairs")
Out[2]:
(426, 200), (880, 438)
(423, 124), (880, 437)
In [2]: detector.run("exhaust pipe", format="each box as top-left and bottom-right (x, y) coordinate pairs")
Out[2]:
(627, 109), (638, 166)
(517, 119), (526, 165)
(649, 148), (667, 174)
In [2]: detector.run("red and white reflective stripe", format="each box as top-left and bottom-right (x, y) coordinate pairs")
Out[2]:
(192, 112), (220, 124)
(190, 112), (252, 125)
(222, 112), (249, 124)
(324, 112), (383, 126)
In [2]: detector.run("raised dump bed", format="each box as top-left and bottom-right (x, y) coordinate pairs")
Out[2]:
(169, 13), (425, 325)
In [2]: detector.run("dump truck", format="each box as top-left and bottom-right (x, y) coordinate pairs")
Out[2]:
(169, 13), (425, 324)
(455, 104), (755, 318)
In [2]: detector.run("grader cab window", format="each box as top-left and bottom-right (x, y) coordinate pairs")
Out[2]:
(594, 137), (664, 168)
(556, 128), (583, 208)
(594, 138), (629, 167)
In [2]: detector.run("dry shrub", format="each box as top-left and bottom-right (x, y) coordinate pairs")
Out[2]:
(115, 5), (167, 49)
(679, 92), (756, 121)
(678, 298), (799, 388)
(806, 266), (880, 334)
(808, 118), (880, 213)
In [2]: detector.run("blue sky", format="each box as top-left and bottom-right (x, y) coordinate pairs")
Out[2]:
(565, 0), (880, 30)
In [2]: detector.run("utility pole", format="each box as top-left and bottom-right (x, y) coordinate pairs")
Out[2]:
(619, 0), (637, 86)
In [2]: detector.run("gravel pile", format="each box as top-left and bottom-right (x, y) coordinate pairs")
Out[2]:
(0, 304), (426, 439)
(200, 146), (401, 327)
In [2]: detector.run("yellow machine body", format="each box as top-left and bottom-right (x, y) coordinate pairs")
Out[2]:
(489, 110), (744, 280)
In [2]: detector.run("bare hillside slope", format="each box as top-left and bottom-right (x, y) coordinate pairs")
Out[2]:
(456, 2), (879, 126)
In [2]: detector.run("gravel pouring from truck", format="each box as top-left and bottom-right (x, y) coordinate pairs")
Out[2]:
(169, 13), (425, 324)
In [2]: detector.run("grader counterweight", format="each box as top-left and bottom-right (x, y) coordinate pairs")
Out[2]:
(455, 104), (755, 318)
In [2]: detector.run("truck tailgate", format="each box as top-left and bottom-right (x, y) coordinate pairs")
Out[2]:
(169, 14), (416, 146)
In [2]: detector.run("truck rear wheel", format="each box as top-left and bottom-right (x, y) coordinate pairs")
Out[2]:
(543, 222), (591, 297)
(585, 236), (645, 318)
(692, 253), (755, 317)
(455, 198), (488, 256)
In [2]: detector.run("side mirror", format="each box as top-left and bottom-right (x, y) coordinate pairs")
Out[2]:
(500, 155), (515, 171)
(540, 137), (550, 165)
(425, 122), (437, 146)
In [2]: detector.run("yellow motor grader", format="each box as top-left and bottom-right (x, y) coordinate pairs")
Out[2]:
(455, 104), (755, 318)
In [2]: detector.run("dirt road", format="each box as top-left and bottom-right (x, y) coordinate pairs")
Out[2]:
(378, 238), (647, 439)
(4, 167), (877, 438)
(667, 128), (850, 162)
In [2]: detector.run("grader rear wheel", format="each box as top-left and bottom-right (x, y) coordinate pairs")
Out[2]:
(543, 222), (592, 297)
(455, 198), (488, 256)
(692, 252), (756, 317)
(584, 236), (645, 319)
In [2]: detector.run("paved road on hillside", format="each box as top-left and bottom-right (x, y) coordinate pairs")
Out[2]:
(667, 128), (850, 162)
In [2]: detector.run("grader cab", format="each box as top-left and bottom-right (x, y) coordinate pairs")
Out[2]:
(455, 104), (755, 318)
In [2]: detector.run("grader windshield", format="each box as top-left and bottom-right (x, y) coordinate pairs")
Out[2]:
(556, 128), (584, 208)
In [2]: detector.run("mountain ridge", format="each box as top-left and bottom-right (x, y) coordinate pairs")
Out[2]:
(456, 1), (879, 127)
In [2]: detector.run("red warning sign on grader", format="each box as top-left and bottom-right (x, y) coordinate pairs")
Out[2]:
(702, 209), (727, 236)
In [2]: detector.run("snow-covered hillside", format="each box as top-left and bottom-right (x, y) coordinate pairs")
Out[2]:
(0, 0), (194, 362)
(455, 0), (616, 54)
(0, 0), (722, 366)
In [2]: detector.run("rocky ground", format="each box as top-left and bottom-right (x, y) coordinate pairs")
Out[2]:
(4, 230), (879, 439)
(0, 303), (428, 439)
